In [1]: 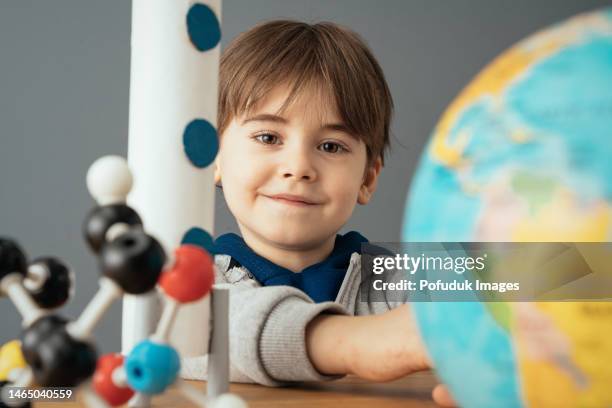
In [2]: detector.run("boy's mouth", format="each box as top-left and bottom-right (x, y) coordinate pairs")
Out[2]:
(265, 193), (319, 206)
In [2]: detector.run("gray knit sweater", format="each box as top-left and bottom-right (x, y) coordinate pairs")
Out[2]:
(181, 252), (405, 386)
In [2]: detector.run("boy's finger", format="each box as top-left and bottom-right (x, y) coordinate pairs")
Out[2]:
(432, 384), (457, 407)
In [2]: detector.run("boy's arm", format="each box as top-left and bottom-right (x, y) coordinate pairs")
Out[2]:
(250, 286), (348, 383)
(181, 256), (349, 386)
(306, 303), (458, 407)
(306, 304), (431, 382)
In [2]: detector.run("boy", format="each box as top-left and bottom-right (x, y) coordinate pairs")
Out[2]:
(183, 20), (453, 406)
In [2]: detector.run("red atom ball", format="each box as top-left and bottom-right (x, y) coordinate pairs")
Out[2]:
(93, 353), (134, 406)
(159, 244), (214, 303)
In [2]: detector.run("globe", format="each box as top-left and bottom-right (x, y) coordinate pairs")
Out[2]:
(402, 8), (612, 408)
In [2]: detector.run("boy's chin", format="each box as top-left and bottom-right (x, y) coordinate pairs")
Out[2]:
(262, 228), (333, 250)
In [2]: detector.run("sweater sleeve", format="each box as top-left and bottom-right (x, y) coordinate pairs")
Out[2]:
(181, 256), (348, 386)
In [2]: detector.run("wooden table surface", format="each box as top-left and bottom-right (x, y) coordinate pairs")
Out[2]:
(37, 371), (439, 408)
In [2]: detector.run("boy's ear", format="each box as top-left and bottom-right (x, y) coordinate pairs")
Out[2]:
(213, 158), (222, 187)
(358, 157), (382, 205)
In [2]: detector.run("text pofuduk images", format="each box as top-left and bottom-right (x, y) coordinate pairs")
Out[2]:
(370, 253), (520, 294)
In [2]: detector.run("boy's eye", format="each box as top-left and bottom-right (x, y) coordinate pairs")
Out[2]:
(319, 141), (346, 154)
(254, 133), (280, 145)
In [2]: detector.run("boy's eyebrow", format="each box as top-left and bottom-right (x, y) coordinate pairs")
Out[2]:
(322, 123), (354, 136)
(242, 114), (288, 125)
(242, 113), (354, 136)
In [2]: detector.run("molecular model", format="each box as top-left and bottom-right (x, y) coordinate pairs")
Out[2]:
(0, 156), (246, 408)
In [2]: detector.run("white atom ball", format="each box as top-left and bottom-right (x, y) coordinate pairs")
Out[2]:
(211, 393), (248, 408)
(86, 155), (133, 205)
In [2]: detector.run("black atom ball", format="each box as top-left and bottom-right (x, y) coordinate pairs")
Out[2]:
(21, 315), (97, 387)
(83, 204), (142, 254)
(27, 257), (72, 309)
(0, 237), (27, 282)
(100, 230), (165, 294)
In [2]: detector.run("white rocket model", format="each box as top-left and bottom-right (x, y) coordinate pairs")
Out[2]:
(123, 0), (227, 406)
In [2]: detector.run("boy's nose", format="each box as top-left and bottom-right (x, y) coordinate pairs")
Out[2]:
(279, 149), (317, 182)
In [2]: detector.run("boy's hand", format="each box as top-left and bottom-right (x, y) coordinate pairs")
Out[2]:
(306, 304), (456, 406)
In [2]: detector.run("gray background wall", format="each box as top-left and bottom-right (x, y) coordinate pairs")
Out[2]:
(1, 0), (608, 351)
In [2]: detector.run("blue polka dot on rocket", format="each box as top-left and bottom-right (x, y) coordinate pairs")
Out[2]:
(183, 118), (219, 168)
(186, 3), (221, 52)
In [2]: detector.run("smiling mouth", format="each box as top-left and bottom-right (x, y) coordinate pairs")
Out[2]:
(265, 194), (319, 207)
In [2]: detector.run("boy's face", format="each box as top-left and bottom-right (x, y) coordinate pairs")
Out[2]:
(215, 84), (380, 251)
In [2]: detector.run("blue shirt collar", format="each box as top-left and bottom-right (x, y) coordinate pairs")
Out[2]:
(213, 231), (368, 302)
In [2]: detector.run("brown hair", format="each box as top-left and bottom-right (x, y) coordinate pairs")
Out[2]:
(218, 20), (393, 165)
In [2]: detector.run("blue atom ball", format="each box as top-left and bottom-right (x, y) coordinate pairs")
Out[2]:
(182, 227), (215, 253)
(183, 118), (219, 168)
(125, 340), (180, 394)
(186, 3), (221, 52)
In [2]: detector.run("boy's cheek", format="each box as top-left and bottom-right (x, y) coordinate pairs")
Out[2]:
(222, 173), (261, 206)
(332, 177), (364, 201)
